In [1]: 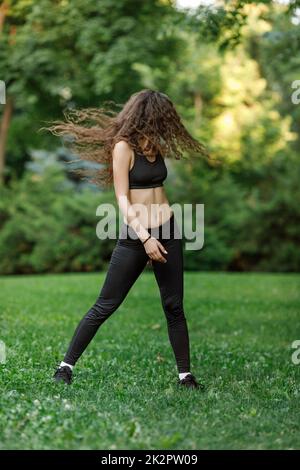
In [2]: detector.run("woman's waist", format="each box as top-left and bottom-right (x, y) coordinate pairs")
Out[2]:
(119, 210), (181, 243)
(123, 204), (173, 229)
(128, 186), (168, 205)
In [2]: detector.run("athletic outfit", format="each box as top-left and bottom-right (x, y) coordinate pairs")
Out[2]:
(61, 149), (191, 374)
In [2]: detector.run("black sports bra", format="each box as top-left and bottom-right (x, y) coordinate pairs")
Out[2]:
(128, 149), (168, 189)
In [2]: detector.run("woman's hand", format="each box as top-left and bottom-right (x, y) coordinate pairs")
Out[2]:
(143, 236), (168, 263)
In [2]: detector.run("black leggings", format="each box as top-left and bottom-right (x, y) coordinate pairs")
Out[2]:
(63, 213), (191, 373)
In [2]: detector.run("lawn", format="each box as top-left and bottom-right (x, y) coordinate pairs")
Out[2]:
(0, 271), (299, 450)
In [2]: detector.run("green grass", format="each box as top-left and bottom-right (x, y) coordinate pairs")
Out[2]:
(0, 271), (299, 450)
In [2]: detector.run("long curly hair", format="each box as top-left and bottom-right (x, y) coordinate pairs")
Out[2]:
(44, 89), (210, 188)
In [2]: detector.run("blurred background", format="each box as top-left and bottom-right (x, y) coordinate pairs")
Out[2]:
(0, 0), (299, 275)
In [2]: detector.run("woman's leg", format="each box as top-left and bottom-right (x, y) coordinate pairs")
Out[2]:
(152, 235), (191, 374)
(63, 242), (149, 365)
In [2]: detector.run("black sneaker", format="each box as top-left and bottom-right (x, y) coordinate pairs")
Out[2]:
(53, 365), (73, 385)
(178, 373), (205, 390)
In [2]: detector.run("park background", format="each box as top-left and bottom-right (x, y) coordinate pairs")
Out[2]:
(0, 0), (299, 450)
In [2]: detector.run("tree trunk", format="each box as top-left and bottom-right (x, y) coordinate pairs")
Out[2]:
(0, 0), (10, 183)
(0, 1), (8, 32)
(0, 95), (13, 183)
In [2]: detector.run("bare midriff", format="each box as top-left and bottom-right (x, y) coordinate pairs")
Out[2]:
(128, 187), (173, 229)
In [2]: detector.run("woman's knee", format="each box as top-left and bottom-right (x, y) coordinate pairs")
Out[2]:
(162, 292), (185, 323)
(85, 295), (122, 325)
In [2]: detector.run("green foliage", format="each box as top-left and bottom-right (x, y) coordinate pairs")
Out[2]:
(1, 0), (182, 176)
(231, 151), (300, 271)
(1, 1), (300, 273)
(0, 156), (117, 274)
(256, 8), (300, 139)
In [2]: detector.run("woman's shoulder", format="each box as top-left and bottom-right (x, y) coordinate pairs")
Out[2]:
(113, 139), (133, 154)
(112, 140), (135, 171)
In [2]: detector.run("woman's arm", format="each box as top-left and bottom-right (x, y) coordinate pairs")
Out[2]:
(112, 141), (167, 263)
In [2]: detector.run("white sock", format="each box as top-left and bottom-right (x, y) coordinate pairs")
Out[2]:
(60, 361), (74, 371)
(179, 372), (192, 380)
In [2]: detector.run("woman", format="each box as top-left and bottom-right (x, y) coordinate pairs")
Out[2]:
(48, 89), (208, 389)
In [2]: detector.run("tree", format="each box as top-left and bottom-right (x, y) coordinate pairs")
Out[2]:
(0, 0), (181, 182)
